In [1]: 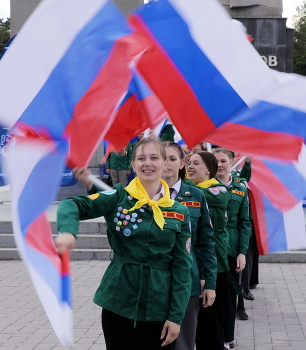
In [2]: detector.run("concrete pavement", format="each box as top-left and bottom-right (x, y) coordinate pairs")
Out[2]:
(2, 261), (306, 349)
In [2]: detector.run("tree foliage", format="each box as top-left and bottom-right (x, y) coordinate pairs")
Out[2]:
(293, 1), (306, 75)
(0, 18), (10, 54)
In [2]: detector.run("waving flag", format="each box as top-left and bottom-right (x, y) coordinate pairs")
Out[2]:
(130, 0), (306, 163)
(0, 0), (150, 167)
(249, 181), (306, 255)
(0, 0), (151, 345)
(105, 68), (167, 151)
(130, 0), (279, 150)
(4, 129), (71, 344)
(206, 70), (306, 161)
(243, 154), (306, 254)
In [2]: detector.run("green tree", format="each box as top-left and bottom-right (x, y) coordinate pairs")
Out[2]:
(0, 18), (10, 54)
(293, 2), (306, 75)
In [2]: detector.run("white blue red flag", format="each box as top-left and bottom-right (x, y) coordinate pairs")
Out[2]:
(130, 0), (278, 150)
(130, 0), (306, 163)
(249, 176), (306, 254)
(0, 0), (149, 166)
(130, 0), (306, 253)
(4, 128), (72, 344)
(105, 68), (167, 151)
(0, 0), (150, 345)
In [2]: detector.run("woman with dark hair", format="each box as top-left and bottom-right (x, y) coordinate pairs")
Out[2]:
(55, 137), (193, 350)
(162, 142), (217, 350)
(191, 142), (207, 153)
(186, 151), (231, 350)
(212, 148), (251, 350)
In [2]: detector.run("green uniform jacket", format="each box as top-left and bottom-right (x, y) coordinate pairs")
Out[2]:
(185, 180), (230, 273)
(57, 184), (192, 325)
(131, 140), (139, 154)
(226, 179), (251, 257)
(160, 125), (175, 142)
(175, 182), (217, 293)
(232, 161), (251, 182)
(105, 144), (132, 171)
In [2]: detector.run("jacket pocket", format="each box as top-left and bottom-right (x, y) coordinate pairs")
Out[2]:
(157, 219), (181, 247)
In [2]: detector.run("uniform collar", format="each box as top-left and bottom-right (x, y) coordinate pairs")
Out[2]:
(152, 184), (165, 201)
(225, 174), (233, 187)
(177, 181), (193, 199)
(169, 179), (182, 199)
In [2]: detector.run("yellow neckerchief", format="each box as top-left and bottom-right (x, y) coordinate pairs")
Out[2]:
(195, 178), (219, 188)
(125, 177), (174, 230)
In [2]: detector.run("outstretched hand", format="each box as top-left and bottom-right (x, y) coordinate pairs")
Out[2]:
(73, 167), (93, 190)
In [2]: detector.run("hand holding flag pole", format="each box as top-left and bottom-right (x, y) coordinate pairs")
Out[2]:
(230, 156), (247, 172)
(88, 174), (112, 191)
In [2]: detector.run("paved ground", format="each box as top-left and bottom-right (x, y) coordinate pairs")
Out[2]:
(2, 261), (306, 349)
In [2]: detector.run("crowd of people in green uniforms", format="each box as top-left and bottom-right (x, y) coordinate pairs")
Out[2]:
(55, 129), (258, 350)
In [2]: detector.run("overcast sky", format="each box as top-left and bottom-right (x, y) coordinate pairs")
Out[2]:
(0, 0), (304, 26)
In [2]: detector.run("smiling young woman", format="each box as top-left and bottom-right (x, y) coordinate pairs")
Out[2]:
(55, 137), (193, 350)
(162, 142), (217, 350)
(186, 151), (231, 350)
(212, 148), (251, 350)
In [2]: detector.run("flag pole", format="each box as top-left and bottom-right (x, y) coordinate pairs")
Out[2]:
(88, 174), (113, 191)
(230, 156), (247, 172)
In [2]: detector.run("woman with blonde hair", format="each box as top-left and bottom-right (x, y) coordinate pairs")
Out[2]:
(56, 137), (193, 350)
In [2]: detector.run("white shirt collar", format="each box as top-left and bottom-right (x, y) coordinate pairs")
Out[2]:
(152, 183), (165, 201)
(170, 179), (182, 199)
(225, 174), (233, 187)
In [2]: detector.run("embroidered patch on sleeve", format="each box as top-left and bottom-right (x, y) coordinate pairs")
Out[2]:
(208, 187), (220, 195)
(218, 186), (227, 193)
(186, 237), (191, 254)
(100, 189), (117, 195)
(88, 193), (99, 200)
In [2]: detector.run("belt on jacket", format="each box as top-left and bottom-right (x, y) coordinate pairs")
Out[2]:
(112, 254), (170, 326)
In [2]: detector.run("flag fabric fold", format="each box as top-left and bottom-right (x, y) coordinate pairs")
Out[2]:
(4, 130), (72, 345)
(249, 181), (306, 255)
(104, 68), (168, 152)
(130, 0), (279, 150)
(0, 0), (151, 167)
(247, 153), (306, 254)
(131, 0), (306, 163)
(0, 0), (152, 345)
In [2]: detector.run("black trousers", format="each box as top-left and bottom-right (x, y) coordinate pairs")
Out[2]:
(224, 257), (240, 343)
(102, 308), (176, 350)
(250, 225), (259, 286)
(175, 296), (199, 350)
(196, 272), (228, 350)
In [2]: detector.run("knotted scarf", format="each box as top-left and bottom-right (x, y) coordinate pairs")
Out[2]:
(196, 178), (219, 188)
(125, 177), (174, 230)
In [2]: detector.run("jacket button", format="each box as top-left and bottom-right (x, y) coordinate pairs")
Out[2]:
(142, 239), (148, 244)
(147, 219), (152, 222)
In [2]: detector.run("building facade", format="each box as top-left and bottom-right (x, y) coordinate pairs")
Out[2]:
(219, 0), (294, 73)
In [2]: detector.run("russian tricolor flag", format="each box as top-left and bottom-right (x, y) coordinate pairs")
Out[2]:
(0, 0), (151, 345)
(130, 0), (305, 163)
(130, 0), (277, 150)
(0, 0), (150, 167)
(104, 68), (167, 151)
(4, 130), (72, 344)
